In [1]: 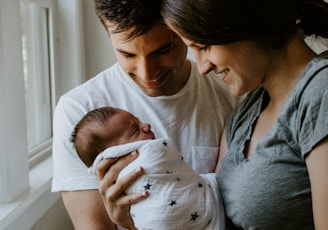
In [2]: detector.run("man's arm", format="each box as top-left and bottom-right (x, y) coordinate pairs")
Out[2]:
(62, 190), (116, 230)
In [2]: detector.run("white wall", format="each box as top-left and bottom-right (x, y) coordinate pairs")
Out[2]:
(82, 0), (116, 79)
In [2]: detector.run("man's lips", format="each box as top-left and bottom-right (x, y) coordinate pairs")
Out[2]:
(140, 73), (167, 87)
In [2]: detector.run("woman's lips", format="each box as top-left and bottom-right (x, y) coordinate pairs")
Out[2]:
(217, 69), (229, 82)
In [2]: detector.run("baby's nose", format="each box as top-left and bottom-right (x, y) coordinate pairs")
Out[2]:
(142, 123), (151, 132)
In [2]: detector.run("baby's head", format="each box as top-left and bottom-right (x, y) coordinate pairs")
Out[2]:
(71, 106), (155, 167)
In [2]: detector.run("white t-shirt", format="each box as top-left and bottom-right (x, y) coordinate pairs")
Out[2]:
(51, 61), (236, 192)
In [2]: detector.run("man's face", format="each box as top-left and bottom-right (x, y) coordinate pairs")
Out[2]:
(105, 22), (190, 97)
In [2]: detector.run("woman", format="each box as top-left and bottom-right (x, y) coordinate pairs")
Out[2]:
(97, 0), (328, 229)
(160, 0), (328, 229)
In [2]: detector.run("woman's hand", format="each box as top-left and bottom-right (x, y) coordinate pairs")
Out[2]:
(96, 151), (149, 230)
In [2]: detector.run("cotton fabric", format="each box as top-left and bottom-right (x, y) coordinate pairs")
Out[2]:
(90, 138), (225, 230)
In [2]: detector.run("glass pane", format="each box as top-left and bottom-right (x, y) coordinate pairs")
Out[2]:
(20, 2), (52, 154)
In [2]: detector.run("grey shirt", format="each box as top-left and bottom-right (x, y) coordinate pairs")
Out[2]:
(217, 51), (328, 230)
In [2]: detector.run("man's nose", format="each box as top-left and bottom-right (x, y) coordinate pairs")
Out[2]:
(135, 57), (158, 81)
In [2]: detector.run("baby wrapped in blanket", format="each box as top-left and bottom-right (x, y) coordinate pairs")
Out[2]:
(71, 107), (225, 230)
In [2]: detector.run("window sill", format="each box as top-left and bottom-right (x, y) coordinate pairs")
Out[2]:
(0, 154), (60, 230)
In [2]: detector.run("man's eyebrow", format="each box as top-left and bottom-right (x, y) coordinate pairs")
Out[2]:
(151, 42), (174, 54)
(116, 48), (133, 56)
(116, 41), (174, 56)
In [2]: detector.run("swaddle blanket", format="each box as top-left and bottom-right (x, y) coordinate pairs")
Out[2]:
(90, 138), (225, 230)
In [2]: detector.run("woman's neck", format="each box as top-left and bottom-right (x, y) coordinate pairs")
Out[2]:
(263, 34), (316, 111)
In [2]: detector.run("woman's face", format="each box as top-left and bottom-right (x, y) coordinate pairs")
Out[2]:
(173, 30), (270, 96)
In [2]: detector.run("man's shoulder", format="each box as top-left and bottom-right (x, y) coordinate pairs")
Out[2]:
(62, 63), (123, 99)
(55, 62), (130, 116)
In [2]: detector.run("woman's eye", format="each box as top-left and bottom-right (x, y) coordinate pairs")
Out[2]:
(199, 45), (208, 51)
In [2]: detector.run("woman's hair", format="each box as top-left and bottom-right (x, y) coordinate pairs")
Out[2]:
(71, 107), (118, 167)
(162, 0), (328, 47)
(94, 0), (163, 41)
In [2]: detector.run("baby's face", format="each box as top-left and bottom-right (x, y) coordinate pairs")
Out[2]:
(105, 109), (155, 146)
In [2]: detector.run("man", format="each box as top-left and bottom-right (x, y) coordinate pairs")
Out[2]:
(51, 0), (236, 229)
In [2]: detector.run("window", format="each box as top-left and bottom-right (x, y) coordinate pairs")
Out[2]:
(20, 1), (53, 157)
(0, 0), (85, 228)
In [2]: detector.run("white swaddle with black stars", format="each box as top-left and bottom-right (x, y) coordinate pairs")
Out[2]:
(90, 138), (225, 230)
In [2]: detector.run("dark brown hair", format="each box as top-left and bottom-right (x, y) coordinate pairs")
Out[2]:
(71, 107), (118, 167)
(162, 0), (328, 47)
(94, 0), (163, 41)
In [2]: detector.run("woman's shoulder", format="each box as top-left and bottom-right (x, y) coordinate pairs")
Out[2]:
(295, 51), (328, 103)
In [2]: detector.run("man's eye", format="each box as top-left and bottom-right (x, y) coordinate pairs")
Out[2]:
(158, 47), (171, 54)
(122, 53), (134, 58)
(158, 43), (175, 54)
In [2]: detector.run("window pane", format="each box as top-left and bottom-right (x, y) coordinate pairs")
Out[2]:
(20, 1), (52, 154)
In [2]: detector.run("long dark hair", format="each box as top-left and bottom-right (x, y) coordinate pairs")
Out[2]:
(162, 0), (328, 47)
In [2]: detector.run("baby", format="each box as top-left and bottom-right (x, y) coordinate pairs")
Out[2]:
(71, 106), (225, 230)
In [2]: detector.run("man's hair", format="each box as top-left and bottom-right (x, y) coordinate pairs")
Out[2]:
(71, 107), (118, 167)
(94, 0), (163, 41)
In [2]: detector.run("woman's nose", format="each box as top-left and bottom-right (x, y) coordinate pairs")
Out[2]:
(197, 60), (215, 75)
(194, 52), (215, 75)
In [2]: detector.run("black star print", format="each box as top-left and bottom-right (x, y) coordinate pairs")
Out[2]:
(169, 200), (177, 206)
(162, 141), (168, 146)
(190, 212), (199, 222)
(198, 182), (203, 187)
(143, 182), (153, 190)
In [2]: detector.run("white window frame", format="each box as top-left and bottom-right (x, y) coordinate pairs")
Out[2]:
(0, 0), (85, 228)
